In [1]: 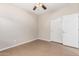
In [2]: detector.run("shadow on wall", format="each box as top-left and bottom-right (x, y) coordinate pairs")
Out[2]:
(0, 4), (37, 51)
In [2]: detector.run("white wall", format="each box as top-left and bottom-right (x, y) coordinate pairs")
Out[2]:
(0, 4), (38, 50)
(38, 14), (50, 41)
(38, 4), (79, 41)
(0, 3), (79, 51)
(50, 17), (62, 43)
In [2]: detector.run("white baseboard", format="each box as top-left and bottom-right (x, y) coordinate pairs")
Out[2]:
(0, 38), (50, 52)
(0, 39), (37, 52)
(37, 38), (50, 42)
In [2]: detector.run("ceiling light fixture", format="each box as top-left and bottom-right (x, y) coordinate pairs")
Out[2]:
(33, 3), (47, 10)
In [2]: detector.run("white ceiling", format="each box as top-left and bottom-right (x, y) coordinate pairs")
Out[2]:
(12, 3), (69, 15)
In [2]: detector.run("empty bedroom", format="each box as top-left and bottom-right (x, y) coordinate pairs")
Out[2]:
(0, 3), (79, 56)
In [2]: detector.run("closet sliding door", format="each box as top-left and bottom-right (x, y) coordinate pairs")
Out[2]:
(62, 14), (79, 48)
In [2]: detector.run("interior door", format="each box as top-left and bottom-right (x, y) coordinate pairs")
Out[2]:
(62, 14), (78, 48)
(50, 18), (62, 43)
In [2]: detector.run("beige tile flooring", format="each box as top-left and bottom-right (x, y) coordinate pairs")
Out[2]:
(0, 39), (79, 56)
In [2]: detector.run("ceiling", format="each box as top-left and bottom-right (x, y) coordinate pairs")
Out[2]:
(12, 3), (69, 15)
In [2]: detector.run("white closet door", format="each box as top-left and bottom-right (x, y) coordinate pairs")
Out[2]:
(50, 18), (62, 43)
(62, 14), (78, 48)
